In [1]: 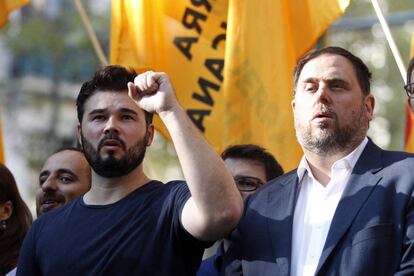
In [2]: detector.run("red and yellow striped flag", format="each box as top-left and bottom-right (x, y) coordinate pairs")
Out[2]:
(110, 0), (349, 170)
(404, 34), (414, 152)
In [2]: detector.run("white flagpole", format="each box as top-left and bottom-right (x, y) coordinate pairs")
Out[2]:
(370, 0), (406, 83)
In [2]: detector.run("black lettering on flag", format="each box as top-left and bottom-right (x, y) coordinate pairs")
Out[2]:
(212, 22), (226, 49)
(205, 59), (224, 82)
(191, 0), (212, 12)
(192, 77), (220, 106)
(182, 7), (207, 34)
(173, 37), (199, 60)
(187, 109), (211, 132)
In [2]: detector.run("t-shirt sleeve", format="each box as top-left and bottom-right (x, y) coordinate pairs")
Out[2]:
(16, 221), (41, 276)
(167, 181), (214, 249)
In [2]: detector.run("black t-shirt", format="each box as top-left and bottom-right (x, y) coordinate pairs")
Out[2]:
(17, 180), (210, 276)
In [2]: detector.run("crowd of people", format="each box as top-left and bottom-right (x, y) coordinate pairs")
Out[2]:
(0, 46), (413, 275)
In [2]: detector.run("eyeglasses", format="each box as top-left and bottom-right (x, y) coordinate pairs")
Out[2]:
(404, 83), (414, 98)
(234, 176), (264, 192)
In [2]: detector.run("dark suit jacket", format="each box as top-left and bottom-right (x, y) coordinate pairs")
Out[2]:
(222, 140), (414, 275)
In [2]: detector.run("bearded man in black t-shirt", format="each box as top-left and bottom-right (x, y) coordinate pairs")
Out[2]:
(17, 66), (243, 276)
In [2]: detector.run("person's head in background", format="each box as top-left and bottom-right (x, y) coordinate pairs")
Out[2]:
(0, 164), (32, 275)
(36, 148), (91, 217)
(221, 144), (284, 200)
(405, 57), (414, 112)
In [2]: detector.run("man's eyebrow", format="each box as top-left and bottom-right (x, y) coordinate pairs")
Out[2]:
(325, 77), (347, 81)
(119, 108), (138, 115)
(326, 78), (350, 86)
(301, 77), (318, 83)
(88, 108), (139, 117)
(301, 77), (349, 85)
(88, 109), (107, 115)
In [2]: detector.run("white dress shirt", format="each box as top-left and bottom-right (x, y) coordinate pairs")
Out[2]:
(6, 267), (16, 276)
(291, 137), (368, 276)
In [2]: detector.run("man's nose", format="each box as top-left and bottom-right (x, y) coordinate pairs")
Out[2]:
(315, 83), (331, 104)
(41, 177), (57, 192)
(103, 116), (120, 134)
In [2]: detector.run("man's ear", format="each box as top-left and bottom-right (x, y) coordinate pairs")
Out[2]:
(365, 94), (375, 121)
(146, 124), (155, 147)
(77, 124), (82, 147)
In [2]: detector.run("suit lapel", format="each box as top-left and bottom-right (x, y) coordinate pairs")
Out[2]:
(315, 140), (383, 274)
(266, 172), (299, 275)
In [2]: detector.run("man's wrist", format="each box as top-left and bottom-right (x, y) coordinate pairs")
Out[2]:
(159, 104), (185, 122)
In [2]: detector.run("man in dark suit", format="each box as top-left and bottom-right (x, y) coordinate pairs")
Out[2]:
(222, 46), (414, 275)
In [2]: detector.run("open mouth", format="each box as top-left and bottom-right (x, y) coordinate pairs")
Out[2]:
(313, 111), (334, 121)
(100, 140), (125, 153)
(100, 138), (125, 151)
(41, 198), (62, 211)
(103, 139), (122, 147)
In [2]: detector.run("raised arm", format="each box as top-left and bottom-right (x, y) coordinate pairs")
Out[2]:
(128, 71), (243, 241)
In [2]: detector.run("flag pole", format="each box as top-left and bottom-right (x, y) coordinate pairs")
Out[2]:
(370, 0), (406, 83)
(73, 0), (109, 66)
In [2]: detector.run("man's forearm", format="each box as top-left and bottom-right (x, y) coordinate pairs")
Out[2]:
(159, 104), (243, 241)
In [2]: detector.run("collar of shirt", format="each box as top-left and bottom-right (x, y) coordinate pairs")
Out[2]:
(296, 137), (369, 183)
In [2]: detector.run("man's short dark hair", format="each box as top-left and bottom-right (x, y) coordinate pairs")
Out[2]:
(76, 65), (153, 125)
(53, 147), (84, 155)
(221, 144), (284, 181)
(407, 57), (414, 84)
(46, 146), (92, 186)
(293, 46), (372, 96)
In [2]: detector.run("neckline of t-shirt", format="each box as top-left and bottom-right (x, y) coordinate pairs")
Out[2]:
(79, 180), (162, 209)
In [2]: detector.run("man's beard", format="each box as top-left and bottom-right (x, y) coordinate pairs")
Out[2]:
(81, 130), (148, 178)
(295, 102), (369, 156)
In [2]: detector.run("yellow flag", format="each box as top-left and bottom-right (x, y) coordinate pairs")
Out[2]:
(110, 0), (349, 171)
(0, 0), (30, 28)
(111, 0), (228, 139)
(404, 33), (414, 152)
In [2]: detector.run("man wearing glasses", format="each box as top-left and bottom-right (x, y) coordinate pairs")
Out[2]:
(197, 144), (284, 275)
(406, 57), (414, 111)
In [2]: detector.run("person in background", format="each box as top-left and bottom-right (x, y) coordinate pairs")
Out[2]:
(223, 46), (414, 275)
(36, 147), (91, 217)
(0, 164), (32, 276)
(405, 57), (414, 112)
(197, 144), (284, 275)
(17, 66), (243, 275)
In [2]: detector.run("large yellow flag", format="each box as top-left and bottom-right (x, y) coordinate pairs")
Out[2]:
(404, 34), (414, 152)
(110, 0), (349, 170)
(0, 0), (30, 28)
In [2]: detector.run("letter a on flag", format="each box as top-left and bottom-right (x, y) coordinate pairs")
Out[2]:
(110, 0), (349, 170)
